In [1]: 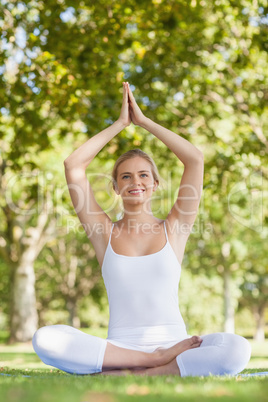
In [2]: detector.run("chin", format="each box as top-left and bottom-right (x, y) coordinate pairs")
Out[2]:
(123, 199), (145, 205)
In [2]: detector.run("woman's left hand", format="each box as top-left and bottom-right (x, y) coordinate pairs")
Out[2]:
(117, 82), (131, 127)
(127, 83), (147, 126)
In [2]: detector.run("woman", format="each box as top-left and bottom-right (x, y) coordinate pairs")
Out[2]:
(32, 82), (251, 377)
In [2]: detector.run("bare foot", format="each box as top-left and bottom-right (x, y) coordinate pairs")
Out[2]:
(154, 336), (202, 366)
(99, 368), (132, 376)
(100, 358), (182, 377)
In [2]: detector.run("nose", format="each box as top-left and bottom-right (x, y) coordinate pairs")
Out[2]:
(131, 174), (141, 186)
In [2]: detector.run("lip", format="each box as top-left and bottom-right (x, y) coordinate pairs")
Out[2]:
(128, 189), (145, 194)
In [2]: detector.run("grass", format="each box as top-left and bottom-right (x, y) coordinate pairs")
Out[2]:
(0, 334), (268, 402)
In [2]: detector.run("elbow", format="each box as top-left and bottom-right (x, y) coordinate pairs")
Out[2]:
(64, 153), (73, 165)
(190, 150), (203, 165)
(63, 159), (69, 167)
(63, 158), (73, 169)
(64, 158), (87, 171)
(197, 150), (204, 163)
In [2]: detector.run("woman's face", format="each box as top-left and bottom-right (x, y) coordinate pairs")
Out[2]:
(115, 157), (158, 205)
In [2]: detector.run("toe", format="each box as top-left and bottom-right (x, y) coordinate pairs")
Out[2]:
(191, 336), (202, 346)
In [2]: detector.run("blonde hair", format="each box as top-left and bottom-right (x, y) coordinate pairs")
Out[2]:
(111, 149), (159, 191)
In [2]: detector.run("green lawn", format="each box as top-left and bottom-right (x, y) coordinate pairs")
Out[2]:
(0, 336), (268, 402)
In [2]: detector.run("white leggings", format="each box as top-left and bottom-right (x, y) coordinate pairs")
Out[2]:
(32, 325), (251, 377)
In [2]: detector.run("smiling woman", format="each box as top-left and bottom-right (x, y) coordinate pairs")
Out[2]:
(111, 152), (159, 211)
(32, 82), (251, 377)
(112, 148), (159, 188)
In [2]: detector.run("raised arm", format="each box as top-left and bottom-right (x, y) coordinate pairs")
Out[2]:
(64, 82), (130, 170)
(127, 83), (204, 234)
(63, 83), (130, 265)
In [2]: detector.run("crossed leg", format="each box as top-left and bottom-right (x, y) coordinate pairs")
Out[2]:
(33, 325), (201, 375)
(99, 358), (180, 377)
(32, 326), (250, 377)
(99, 336), (202, 376)
(100, 333), (252, 377)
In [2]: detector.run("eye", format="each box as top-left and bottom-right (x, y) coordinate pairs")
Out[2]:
(122, 175), (130, 179)
(141, 174), (148, 177)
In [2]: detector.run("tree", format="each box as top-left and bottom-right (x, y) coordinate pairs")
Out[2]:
(0, 0), (267, 340)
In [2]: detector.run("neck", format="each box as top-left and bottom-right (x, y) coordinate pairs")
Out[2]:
(119, 203), (160, 226)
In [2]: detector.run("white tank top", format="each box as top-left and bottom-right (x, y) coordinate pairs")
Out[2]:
(101, 221), (188, 346)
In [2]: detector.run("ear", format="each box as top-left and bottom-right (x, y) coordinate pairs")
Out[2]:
(152, 180), (159, 192)
(113, 181), (120, 195)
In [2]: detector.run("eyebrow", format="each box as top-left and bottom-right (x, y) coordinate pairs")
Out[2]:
(119, 170), (150, 176)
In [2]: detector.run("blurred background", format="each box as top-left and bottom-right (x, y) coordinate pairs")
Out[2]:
(0, 0), (267, 360)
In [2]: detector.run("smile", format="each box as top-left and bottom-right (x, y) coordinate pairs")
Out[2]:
(128, 189), (145, 194)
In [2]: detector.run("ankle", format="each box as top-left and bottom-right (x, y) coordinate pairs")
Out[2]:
(152, 349), (166, 367)
(143, 350), (160, 367)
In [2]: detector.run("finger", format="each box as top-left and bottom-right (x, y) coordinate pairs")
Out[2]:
(126, 82), (132, 93)
(123, 83), (128, 101)
(126, 82), (131, 94)
(124, 82), (130, 94)
(125, 83), (136, 107)
(127, 84), (136, 102)
(127, 87), (132, 103)
(126, 85), (134, 101)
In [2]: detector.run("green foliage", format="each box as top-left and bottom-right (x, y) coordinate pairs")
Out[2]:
(0, 0), (267, 335)
(179, 269), (224, 334)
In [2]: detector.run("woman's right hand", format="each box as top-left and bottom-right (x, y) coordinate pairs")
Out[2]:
(127, 83), (147, 126)
(117, 82), (131, 127)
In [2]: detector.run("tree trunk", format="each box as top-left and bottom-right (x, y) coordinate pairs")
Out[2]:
(66, 254), (80, 328)
(223, 269), (235, 333)
(67, 299), (80, 328)
(10, 251), (38, 342)
(253, 305), (266, 342)
(9, 208), (55, 342)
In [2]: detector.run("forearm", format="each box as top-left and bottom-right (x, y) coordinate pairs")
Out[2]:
(64, 120), (126, 170)
(140, 117), (203, 166)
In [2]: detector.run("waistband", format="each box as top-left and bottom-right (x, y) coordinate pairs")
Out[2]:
(107, 324), (188, 346)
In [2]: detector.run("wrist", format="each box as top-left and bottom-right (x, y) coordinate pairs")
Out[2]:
(138, 116), (151, 129)
(114, 119), (128, 130)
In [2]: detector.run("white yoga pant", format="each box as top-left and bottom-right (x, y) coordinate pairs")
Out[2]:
(176, 332), (251, 377)
(32, 325), (251, 377)
(32, 325), (107, 374)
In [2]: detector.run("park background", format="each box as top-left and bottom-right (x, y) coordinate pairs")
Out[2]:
(0, 0), (267, 370)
